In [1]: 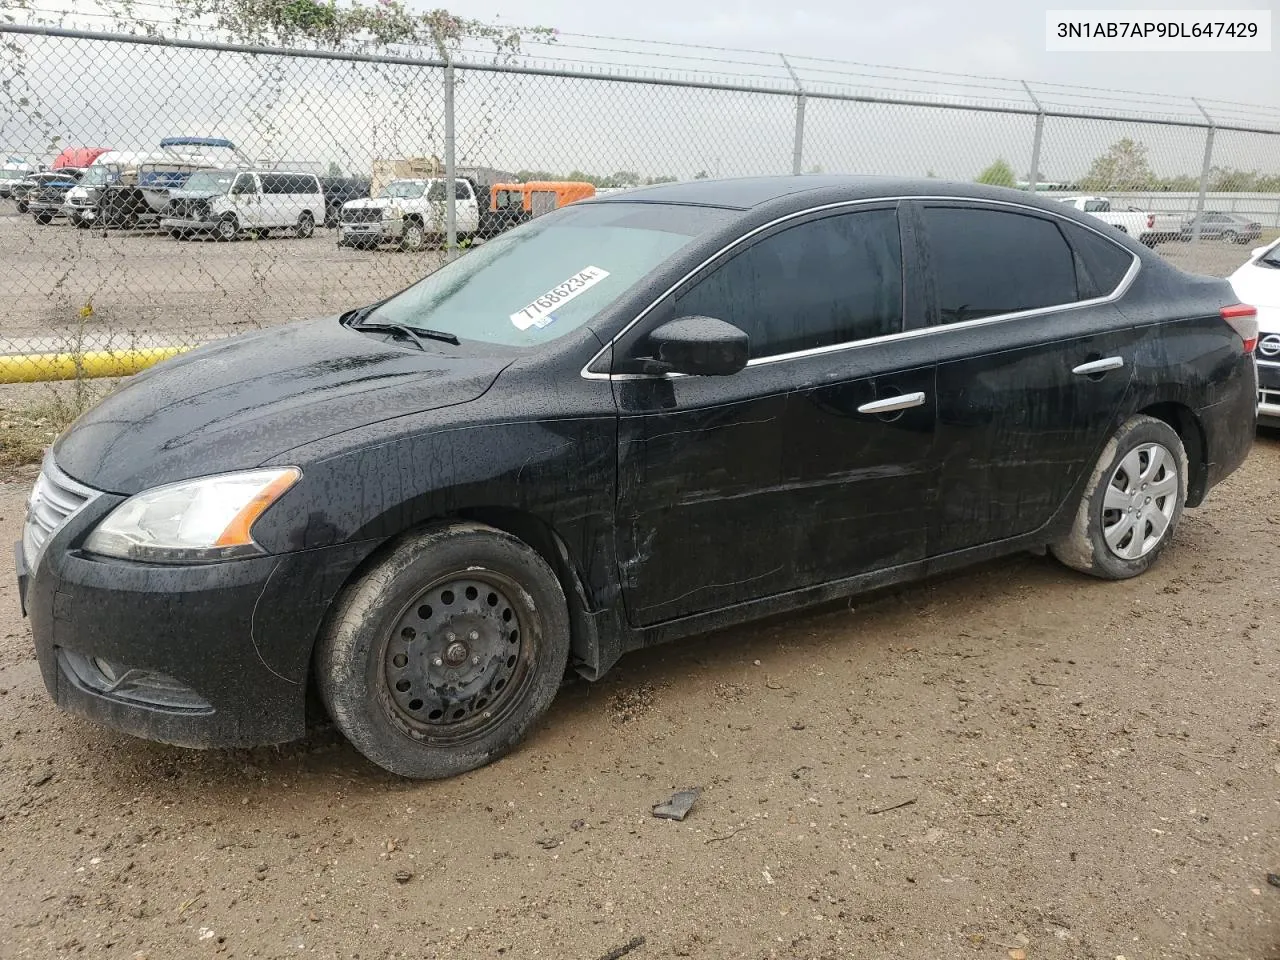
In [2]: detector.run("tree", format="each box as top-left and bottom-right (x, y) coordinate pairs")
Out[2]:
(1080, 138), (1154, 191)
(804, 164), (824, 175)
(693, 170), (710, 180)
(975, 158), (1016, 188)
(645, 175), (677, 184)
(327, 160), (342, 177)
(925, 169), (938, 178)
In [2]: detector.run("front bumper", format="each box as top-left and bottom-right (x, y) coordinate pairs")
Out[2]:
(160, 216), (220, 233)
(28, 201), (66, 216)
(22, 488), (377, 748)
(1258, 359), (1280, 424)
(339, 220), (404, 241)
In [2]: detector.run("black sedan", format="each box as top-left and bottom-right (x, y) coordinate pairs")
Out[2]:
(20, 176), (1258, 778)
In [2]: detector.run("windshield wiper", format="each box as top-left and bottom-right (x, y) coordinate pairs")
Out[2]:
(350, 320), (460, 348)
(1260, 255), (1280, 268)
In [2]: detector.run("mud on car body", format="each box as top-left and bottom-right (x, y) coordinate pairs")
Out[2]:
(20, 176), (1257, 779)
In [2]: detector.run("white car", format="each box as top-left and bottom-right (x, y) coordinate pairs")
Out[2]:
(1229, 237), (1280, 426)
(161, 170), (324, 240)
(338, 178), (480, 251)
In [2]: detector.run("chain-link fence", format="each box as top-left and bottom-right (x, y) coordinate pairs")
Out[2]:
(1, 21), (1278, 397)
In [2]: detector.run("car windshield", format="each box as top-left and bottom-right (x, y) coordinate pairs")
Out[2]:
(80, 166), (113, 186)
(381, 181), (425, 199)
(0, 169), (25, 180)
(363, 201), (733, 347)
(184, 171), (236, 193)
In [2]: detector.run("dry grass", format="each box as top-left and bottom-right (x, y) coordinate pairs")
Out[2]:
(0, 395), (89, 471)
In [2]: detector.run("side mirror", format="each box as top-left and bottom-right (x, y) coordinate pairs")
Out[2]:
(645, 316), (749, 377)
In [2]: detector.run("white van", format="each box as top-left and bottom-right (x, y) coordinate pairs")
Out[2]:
(161, 170), (324, 240)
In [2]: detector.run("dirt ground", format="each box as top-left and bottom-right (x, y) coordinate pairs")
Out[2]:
(0, 202), (1278, 960)
(0, 434), (1277, 959)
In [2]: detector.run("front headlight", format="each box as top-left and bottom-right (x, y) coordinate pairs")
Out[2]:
(384, 206), (403, 220)
(84, 468), (300, 563)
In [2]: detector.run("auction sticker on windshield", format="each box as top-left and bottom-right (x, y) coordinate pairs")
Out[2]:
(511, 266), (610, 330)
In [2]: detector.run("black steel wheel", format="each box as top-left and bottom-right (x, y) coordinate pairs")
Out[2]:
(380, 570), (534, 746)
(317, 522), (570, 779)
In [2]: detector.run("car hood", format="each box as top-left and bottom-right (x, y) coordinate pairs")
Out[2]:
(54, 316), (510, 494)
(1229, 262), (1280, 336)
(1230, 262), (1280, 308)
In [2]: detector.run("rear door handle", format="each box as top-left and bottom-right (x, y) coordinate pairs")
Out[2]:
(857, 392), (927, 415)
(1072, 356), (1125, 376)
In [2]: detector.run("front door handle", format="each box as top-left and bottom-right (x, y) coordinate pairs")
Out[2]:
(1072, 356), (1125, 376)
(857, 392), (927, 415)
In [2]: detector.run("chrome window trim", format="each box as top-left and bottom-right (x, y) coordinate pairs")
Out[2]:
(581, 194), (1141, 381)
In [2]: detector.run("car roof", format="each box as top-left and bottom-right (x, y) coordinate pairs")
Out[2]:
(589, 175), (1093, 213)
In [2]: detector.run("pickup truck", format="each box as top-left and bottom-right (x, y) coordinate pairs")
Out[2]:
(1056, 196), (1180, 247)
(338, 177), (481, 251)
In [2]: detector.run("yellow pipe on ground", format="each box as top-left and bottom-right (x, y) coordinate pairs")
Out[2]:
(0, 347), (188, 384)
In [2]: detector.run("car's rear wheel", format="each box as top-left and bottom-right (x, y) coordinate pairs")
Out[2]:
(295, 211), (315, 239)
(1051, 414), (1187, 580)
(316, 522), (571, 779)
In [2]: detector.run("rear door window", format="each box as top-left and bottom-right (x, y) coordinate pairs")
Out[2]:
(1060, 221), (1135, 299)
(923, 207), (1078, 324)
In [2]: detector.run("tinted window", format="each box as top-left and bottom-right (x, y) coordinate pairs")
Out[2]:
(924, 207), (1077, 323)
(1060, 221), (1134, 299)
(259, 174), (282, 194)
(673, 210), (903, 359)
(455, 180), (472, 200)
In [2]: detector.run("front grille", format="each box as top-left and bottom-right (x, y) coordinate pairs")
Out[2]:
(23, 455), (99, 572)
(67, 196), (93, 208)
(342, 207), (382, 224)
(171, 198), (209, 220)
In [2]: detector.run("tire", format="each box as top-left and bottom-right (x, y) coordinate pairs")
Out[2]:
(71, 214), (90, 229)
(1221, 230), (1238, 244)
(33, 211), (52, 225)
(295, 211), (315, 239)
(316, 522), (571, 779)
(16, 201), (27, 214)
(399, 219), (426, 252)
(1051, 414), (1188, 580)
(215, 214), (239, 241)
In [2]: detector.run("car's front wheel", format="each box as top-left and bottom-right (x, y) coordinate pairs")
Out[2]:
(1051, 414), (1187, 580)
(316, 522), (571, 779)
(295, 211), (315, 239)
(399, 219), (426, 252)
(215, 215), (239, 241)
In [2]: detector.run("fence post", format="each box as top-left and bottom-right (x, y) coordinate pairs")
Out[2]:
(444, 59), (457, 259)
(1021, 81), (1044, 193)
(780, 54), (805, 176)
(1190, 98), (1214, 244)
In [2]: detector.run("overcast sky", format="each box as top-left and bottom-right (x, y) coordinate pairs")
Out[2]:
(447, 0), (1278, 115)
